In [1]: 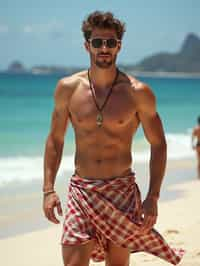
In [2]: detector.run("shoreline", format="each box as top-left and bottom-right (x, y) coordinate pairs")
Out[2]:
(1, 70), (200, 79)
(128, 70), (200, 79)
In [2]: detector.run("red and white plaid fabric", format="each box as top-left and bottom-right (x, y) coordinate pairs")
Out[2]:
(61, 173), (184, 264)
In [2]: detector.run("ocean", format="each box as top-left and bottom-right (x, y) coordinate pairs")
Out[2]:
(0, 72), (199, 187)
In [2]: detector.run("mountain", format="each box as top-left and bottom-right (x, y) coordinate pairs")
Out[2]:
(4, 33), (200, 75)
(7, 61), (27, 73)
(133, 33), (200, 73)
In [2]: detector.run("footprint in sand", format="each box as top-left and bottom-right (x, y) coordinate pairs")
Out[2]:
(191, 251), (200, 259)
(165, 229), (180, 234)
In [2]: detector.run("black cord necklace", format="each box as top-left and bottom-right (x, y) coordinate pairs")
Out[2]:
(88, 68), (119, 127)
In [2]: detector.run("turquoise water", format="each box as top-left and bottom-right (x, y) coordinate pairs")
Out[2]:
(143, 77), (200, 132)
(0, 72), (199, 185)
(0, 73), (74, 156)
(1, 73), (200, 155)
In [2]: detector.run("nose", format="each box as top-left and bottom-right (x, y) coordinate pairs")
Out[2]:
(102, 40), (107, 48)
(101, 40), (108, 51)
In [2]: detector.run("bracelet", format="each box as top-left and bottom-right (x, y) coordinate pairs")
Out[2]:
(147, 194), (159, 201)
(43, 190), (56, 197)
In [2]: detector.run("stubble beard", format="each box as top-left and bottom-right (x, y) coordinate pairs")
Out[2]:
(95, 60), (113, 68)
(92, 53), (117, 69)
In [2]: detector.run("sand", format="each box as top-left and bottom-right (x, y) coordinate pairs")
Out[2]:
(0, 161), (200, 266)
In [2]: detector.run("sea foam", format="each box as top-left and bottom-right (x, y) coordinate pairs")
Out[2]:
(0, 132), (195, 186)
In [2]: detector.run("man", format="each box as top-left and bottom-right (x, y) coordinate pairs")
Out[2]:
(192, 116), (200, 179)
(43, 11), (183, 266)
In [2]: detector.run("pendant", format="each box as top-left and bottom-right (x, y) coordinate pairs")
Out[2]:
(96, 113), (103, 127)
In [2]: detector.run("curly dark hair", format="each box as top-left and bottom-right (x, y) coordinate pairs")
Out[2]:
(81, 11), (126, 41)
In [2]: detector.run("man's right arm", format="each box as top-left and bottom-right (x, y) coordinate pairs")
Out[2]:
(43, 78), (72, 223)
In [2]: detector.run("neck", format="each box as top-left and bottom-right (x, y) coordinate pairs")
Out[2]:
(89, 64), (118, 90)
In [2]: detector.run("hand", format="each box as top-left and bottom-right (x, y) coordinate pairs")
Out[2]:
(43, 192), (63, 224)
(139, 196), (158, 233)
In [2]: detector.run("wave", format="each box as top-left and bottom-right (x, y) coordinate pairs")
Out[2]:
(0, 155), (75, 187)
(0, 132), (195, 187)
(165, 132), (195, 159)
(134, 132), (195, 162)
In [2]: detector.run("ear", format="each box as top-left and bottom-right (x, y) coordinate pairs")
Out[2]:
(117, 41), (122, 52)
(84, 41), (90, 53)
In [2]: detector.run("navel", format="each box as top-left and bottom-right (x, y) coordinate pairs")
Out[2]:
(77, 117), (82, 123)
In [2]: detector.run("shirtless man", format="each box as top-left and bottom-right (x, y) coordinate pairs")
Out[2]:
(43, 11), (183, 266)
(192, 116), (200, 179)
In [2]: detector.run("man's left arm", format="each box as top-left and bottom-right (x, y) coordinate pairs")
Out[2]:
(135, 83), (167, 231)
(191, 129), (196, 149)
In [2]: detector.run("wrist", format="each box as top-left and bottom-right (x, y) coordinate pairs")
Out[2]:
(146, 193), (159, 201)
(43, 184), (54, 192)
(43, 189), (56, 197)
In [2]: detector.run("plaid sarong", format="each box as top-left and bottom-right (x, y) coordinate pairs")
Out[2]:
(61, 173), (184, 264)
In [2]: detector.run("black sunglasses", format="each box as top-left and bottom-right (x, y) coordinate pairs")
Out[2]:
(88, 38), (120, 48)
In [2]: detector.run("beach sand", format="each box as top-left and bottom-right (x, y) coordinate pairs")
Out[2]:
(0, 159), (200, 266)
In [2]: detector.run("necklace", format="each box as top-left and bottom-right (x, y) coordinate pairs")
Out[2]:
(88, 68), (119, 127)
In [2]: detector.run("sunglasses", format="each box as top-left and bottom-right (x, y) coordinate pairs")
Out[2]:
(88, 38), (120, 49)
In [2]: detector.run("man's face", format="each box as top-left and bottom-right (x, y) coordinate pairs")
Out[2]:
(85, 28), (121, 69)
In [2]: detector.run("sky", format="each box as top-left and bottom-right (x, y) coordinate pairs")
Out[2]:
(0, 0), (200, 70)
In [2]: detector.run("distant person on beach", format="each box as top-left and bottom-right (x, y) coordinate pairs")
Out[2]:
(43, 11), (183, 266)
(192, 116), (200, 179)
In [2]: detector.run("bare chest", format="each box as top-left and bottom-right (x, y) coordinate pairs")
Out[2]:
(69, 84), (136, 129)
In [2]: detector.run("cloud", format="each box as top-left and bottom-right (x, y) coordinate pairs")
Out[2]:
(0, 25), (9, 33)
(22, 20), (66, 39)
(49, 31), (65, 40)
(23, 25), (33, 33)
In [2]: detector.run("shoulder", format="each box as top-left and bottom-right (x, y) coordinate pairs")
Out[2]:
(119, 71), (155, 99)
(193, 126), (200, 134)
(54, 70), (87, 107)
(131, 77), (155, 102)
(121, 72), (156, 113)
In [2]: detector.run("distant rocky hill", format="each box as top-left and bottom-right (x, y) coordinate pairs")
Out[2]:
(132, 33), (200, 73)
(4, 33), (200, 75)
(31, 65), (83, 75)
(7, 61), (27, 73)
(5, 62), (83, 75)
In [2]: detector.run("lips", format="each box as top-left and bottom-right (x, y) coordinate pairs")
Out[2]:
(98, 54), (111, 58)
